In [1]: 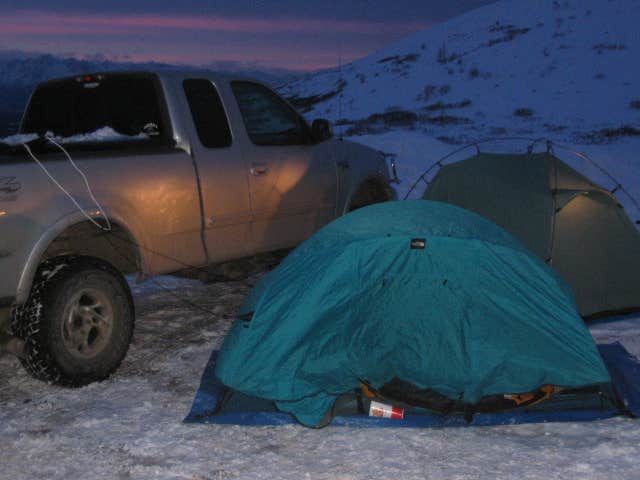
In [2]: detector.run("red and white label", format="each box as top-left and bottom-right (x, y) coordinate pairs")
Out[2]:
(369, 400), (404, 419)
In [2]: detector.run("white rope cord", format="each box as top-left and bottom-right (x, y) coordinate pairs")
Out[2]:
(23, 140), (111, 231)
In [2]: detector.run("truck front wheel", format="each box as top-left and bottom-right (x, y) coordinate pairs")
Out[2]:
(12, 257), (134, 386)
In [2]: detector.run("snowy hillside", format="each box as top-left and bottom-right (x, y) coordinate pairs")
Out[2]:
(281, 0), (640, 145)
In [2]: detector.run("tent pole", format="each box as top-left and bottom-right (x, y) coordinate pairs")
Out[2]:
(552, 142), (640, 223)
(404, 136), (546, 199)
(547, 153), (560, 265)
(407, 137), (640, 224)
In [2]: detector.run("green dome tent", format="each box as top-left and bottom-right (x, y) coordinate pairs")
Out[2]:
(215, 201), (610, 427)
(422, 151), (640, 318)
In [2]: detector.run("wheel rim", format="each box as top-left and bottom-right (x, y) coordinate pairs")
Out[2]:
(60, 288), (114, 360)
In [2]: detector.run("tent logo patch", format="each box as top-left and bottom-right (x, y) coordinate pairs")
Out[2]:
(410, 238), (426, 249)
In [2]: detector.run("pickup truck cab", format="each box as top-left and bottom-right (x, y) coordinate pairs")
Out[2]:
(0, 70), (394, 385)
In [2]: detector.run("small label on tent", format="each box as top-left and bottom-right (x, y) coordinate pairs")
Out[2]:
(410, 238), (426, 250)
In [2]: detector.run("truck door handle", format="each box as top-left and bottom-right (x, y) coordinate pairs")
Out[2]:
(337, 160), (350, 169)
(250, 163), (269, 176)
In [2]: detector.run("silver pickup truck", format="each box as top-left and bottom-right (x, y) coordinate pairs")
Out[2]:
(0, 71), (395, 386)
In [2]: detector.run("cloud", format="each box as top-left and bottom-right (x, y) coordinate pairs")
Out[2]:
(0, 8), (434, 70)
(2, 10), (432, 36)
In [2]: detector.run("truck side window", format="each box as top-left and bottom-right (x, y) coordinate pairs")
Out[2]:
(183, 79), (232, 148)
(231, 81), (310, 146)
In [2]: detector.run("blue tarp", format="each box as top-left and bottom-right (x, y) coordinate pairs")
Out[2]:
(185, 342), (639, 428)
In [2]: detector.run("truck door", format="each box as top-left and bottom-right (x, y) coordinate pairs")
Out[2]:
(229, 81), (337, 252)
(182, 78), (252, 262)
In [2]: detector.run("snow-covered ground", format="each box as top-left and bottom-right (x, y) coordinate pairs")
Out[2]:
(0, 275), (639, 480)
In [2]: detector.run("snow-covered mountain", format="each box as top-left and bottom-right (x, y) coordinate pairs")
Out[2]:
(281, 0), (640, 144)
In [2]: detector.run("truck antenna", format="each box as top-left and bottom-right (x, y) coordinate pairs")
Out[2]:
(338, 40), (344, 140)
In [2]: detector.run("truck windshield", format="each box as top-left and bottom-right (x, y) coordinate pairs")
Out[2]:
(21, 74), (168, 142)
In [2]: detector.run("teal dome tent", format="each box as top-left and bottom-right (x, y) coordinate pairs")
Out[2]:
(215, 201), (610, 427)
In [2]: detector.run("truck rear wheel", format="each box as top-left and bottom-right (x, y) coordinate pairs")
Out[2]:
(12, 257), (134, 386)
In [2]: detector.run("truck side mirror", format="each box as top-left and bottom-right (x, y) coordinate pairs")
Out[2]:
(311, 119), (333, 143)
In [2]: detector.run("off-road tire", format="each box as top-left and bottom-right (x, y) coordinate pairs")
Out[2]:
(12, 256), (134, 386)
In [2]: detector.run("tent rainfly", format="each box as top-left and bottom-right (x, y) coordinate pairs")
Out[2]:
(423, 152), (640, 318)
(214, 201), (611, 427)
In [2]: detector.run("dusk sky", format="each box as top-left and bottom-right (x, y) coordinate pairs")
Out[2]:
(0, 1), (495, 71)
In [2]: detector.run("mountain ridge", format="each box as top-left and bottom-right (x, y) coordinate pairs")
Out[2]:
(280, 0), (640, 144)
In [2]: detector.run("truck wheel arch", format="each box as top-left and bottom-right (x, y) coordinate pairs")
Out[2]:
(345, 175), (395, 214)
(16, 216), (144, 304)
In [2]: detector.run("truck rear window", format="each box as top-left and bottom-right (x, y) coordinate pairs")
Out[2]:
(21, 74), (168, 143)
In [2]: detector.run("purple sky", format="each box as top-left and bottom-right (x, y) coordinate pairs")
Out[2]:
(0, 1), (495, 71)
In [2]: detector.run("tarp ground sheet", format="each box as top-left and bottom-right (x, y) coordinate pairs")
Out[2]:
(185, 342), (640, 428)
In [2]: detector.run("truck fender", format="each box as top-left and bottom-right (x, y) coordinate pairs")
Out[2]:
(15, 211), (149, 304)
